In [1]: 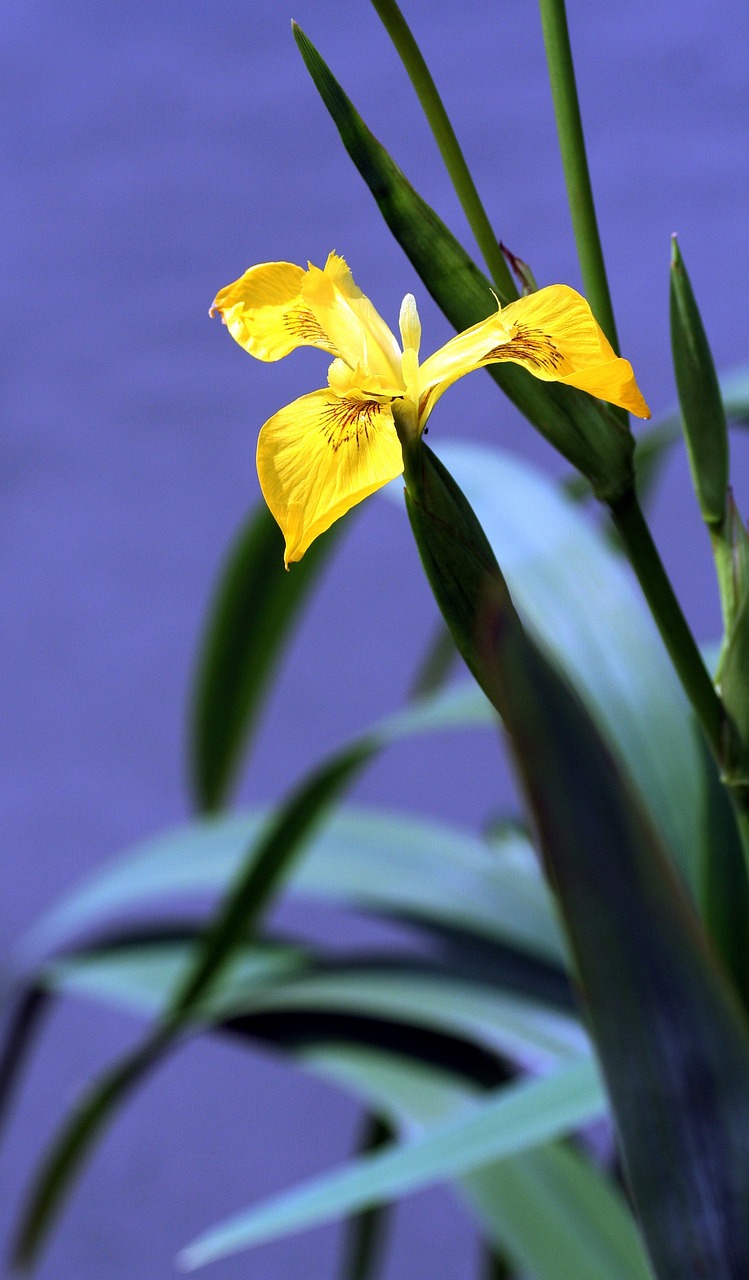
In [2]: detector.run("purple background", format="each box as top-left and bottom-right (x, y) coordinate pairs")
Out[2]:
(2, 1), (748, 1275)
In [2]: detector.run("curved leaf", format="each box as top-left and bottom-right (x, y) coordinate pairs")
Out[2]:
(178, 1055), (602, 1270)
(46, 946), (584, 1073)
(403, 440), (749, 1280)
(386, 442), (704, 892)
(26, 801), (562, 969)
(307, 1046), (653, 1280)
(189, 503), (340, 812)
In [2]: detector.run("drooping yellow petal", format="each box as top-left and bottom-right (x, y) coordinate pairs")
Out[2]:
(417, 284), (650, 423)
(210, 261), (339, 362)
(256, 388), (404, 565)
(302, 253), (404, 389)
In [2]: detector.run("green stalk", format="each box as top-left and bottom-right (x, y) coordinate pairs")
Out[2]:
(538, 0), (619, 353)
(734, 800), (749, 885)
(609, 487), (727, 764)
(369, 0), (516, 301)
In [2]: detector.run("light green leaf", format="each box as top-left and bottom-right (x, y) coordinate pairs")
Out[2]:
(178, 1055), (603, 1270)
(306, 1046), (653, 1280)
(46, 947), (584, 1073)
(386, 441), (704, 893)
(25, 803), (563, 972)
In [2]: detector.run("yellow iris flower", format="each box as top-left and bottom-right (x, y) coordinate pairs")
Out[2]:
(211, 252), (649, 566)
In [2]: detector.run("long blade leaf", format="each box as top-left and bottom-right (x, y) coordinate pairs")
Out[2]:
(178, 1056), (602, 1270)
(291, 24), (633, 502)
(403, 440), (749, 1280)
(189, 503), (340, 812)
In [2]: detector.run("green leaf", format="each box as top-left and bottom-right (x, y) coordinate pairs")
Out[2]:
(669, 236), (729, 526)
(308, 1048), (653, 1280)
(178, 1055), (603, 1270)
(25, 801), (563, 969)
(386, 442), (704, 893)
(47, 947), (583, 1073)
(12, 682), (506, 1270)
(13, 731), (377, 1269)
(292, 24), (634, 503)
(189, 503), (340, 812)
(337, 1112), (394, 1280)
(402, 440), (749, 1280)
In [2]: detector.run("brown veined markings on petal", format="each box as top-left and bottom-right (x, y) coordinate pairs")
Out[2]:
(318, 397), (381, 452)
(284, 306), (339, 355)
(484, 323), (565, 374)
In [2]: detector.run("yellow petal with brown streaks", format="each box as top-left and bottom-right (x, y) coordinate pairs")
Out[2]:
(210, 261), (338, 362)
(484, 285), (650, 417)
(256, 389), (404, 565)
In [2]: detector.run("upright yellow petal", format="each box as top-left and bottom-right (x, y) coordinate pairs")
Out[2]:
(256, 388), (404, 565)
(302, 253), (404, 389)
(210, 261), (339, 361)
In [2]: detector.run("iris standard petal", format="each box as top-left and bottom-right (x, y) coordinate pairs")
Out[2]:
(210, 261), (339, 361)
(256, 389), (404, 565)
(302, 253), (404, 388)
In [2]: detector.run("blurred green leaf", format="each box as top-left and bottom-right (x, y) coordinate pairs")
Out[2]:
(189, 503), (340, 812)
(47, 947), (583, 1073)
(403, 440), (749, 1280)
(178, 1055), (602, 1270)
(337, 1112), (394, 1280)
(13, 730), (376, 1269)
(308, 1047), (653, 1280)
(12, 681), (506, 1269)
(25, 801), (563, 969)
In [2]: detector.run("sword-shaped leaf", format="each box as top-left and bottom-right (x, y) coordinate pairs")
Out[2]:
(401, 440), (749, 1280)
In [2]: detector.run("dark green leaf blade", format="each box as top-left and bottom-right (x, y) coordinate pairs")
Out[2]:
(669, 236), (729, 526)
(189, 502), (339, 812)
(291, 24), (633, 502)
(403, 441), (749, 1280)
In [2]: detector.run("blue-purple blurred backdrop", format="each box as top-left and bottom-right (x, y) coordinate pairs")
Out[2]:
(2, 1), (748, 1275)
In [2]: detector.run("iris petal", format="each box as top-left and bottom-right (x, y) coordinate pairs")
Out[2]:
(417, 284), (650, 423)
(256, 388), (404, 565)
(210, 262), (338, 362)
(302, 253), (404, 388)
(485, 286), (650, 417)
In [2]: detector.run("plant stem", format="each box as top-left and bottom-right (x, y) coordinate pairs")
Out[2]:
(538, 0), (619, 353)
(732, 797), (749, 886)
(369, 0), (517, 301)
(609, 487), (726, 763)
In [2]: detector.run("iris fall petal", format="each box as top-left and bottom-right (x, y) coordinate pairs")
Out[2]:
(256, 389), (403, 566)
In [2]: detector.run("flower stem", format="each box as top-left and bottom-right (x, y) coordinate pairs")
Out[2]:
(369, 0), (517, 301)
(538, 0), (619, 354)
(610, 487), (727, 764)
